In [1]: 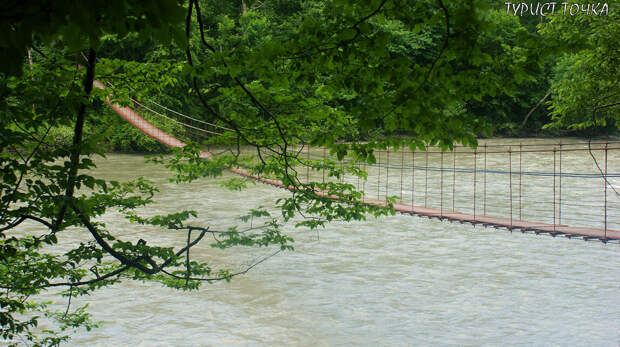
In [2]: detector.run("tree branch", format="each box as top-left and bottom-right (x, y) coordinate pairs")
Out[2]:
(160, 249), (282, 282)
(72, 204), (158, 274)
(519, 90), (551, 129)
(53, 48), (97, 231)
(595, 101), (620, 110)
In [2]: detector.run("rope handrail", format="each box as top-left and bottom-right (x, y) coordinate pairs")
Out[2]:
(372, 146), (620, 154)
(132, 98), (224, 137)
(148, 99), (234, 132)
(294, 152), (620, 178)
(400, 140), (620, 149)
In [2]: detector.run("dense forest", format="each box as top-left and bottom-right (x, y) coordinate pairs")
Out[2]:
(1, 0), (618, 344)
(12, 0), (619, 153)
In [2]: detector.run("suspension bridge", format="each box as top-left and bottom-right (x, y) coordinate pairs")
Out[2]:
(95, 80), (620, 244)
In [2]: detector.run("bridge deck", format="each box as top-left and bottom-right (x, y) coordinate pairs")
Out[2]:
(259, 178), (620, 243)
(388, 201), (620, 241)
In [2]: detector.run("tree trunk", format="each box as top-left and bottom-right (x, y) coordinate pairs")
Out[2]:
(54, 48), (97, 230)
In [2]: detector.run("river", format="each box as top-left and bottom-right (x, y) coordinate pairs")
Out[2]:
(31, 139), (620, 346)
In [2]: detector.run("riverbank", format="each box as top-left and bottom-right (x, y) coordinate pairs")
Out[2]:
(46, 121), (619, 155)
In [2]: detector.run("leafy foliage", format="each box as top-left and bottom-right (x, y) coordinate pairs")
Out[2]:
(540, 8), (620, 131)
(465, 8), (550, 136)
(1, 0), (616, 345)
(0, 0), (187, 76)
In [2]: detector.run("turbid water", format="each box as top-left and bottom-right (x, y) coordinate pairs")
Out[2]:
(20, 138), (620, 346)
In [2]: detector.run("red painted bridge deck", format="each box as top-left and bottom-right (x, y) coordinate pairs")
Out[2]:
(264, 186), (620, 243)
(387, 200), (620, 241)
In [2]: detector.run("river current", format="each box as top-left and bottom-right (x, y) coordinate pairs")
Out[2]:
(24, 139), (620, 346)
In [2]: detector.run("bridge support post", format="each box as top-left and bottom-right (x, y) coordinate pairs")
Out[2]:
(356, 161), (360, 192)
(509, 147), (513, 229)
(363, 160), (366, 196)
(377, 150), (380, 199)
(604, 142), (608, 241)
(400, 150), (404, 203)
(519, 143), (522, 221)
(484, 144), (487, 216)
(425, 146), (429, 208)
(559, 141), (562, 225)
(322, 147), (326, 184)
(440, 150), (444, 219)
(473, 150), (477, 223)
(386, 148), (390, 199)
(411, 150), (415, 213)
(306, 144), (310, 183)
(553, 147), (557, 234)
(452, 150), (456, 211)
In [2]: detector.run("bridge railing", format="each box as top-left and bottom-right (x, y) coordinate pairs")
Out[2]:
(123, 99), (619, 240)
(291, 141), (619, 237)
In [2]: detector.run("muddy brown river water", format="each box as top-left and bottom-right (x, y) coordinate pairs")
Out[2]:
(19, 138), (620, 346)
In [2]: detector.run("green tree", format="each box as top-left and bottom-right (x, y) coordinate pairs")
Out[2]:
(2, 1), (292, 344)
(2, 0), (548, 344)
(465, 8), (550, 136)
(539, 6), (619, 132)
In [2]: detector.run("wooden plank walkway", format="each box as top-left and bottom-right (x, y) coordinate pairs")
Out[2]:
(387, 200), (620, 242)
(96, 79), (619, 244)
(256, 179), (620, 243)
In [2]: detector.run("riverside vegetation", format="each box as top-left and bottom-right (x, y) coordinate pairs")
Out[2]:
(1, 0), (618, 344)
